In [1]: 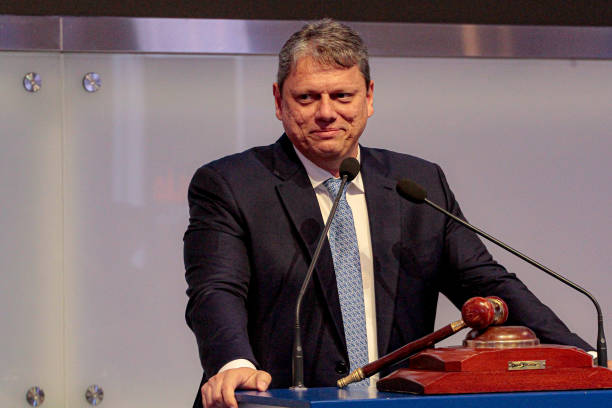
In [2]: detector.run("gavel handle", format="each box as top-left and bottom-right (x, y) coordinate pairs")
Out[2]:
(337, 319), (466, 387)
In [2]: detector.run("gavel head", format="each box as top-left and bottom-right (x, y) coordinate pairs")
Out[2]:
(461, 296), (509, 330)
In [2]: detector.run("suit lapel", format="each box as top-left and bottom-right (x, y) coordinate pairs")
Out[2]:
(360, 147), (401, 356)
(271, 136), (346, 348)
(268, 138), (403, 356)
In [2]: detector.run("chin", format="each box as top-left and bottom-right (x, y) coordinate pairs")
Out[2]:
(311, 140), (349, 153)
(312, 146), (346, 160)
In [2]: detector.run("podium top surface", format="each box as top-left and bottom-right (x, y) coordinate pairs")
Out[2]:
(236, 387), (612, 408)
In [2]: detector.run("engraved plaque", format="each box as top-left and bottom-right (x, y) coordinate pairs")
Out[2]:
(508, 360), (546, 371)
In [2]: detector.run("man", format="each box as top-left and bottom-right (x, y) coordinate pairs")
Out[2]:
(184, 19), (596, 408)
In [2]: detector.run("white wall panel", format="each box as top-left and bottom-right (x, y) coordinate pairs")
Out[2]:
(0, 53), (64, 407)
(62, 54), (238, 407)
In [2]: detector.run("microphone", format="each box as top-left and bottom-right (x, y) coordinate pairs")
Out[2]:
(292, 157), (361, 389)
(396, 178), (608, 367)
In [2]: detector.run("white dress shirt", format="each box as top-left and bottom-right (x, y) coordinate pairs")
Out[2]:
(219, 146), (379, 374)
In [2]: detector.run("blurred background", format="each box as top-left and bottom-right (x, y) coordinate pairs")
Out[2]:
(1, 2), (611, 406)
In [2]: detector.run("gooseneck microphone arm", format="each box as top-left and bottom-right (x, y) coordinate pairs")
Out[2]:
(396, 179), (607, 367)
(292, 158), (361, 389)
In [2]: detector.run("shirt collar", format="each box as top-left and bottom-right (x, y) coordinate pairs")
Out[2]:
(293, 145), (365, 193)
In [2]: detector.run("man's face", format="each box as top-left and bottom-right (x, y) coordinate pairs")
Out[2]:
(273, 56), (374, 174)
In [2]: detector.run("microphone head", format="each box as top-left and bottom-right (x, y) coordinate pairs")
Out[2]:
(339, 158), (361, 182)
(396, 179), (427, 203)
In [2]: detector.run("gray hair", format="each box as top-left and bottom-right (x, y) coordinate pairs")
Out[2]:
(277, 19), (370, 92)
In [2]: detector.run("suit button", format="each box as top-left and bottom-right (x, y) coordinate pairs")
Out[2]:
(335, 361), (348, 375)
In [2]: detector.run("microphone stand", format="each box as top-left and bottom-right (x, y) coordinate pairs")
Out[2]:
(418, 193), (607, 367)
(292, 174), (350, 389)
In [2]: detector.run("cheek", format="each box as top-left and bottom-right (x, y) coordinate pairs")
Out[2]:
(339, 106), (361, 123)
(285, 106), (309, 127)
(356, 103), (372, 122)
(291, 111), (305, 126)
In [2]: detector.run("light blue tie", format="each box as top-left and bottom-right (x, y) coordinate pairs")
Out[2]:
(323, 178), (369, 386)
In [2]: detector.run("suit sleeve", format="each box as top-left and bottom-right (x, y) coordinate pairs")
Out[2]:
(433, 164), (593, 351)
(183, 164), (259, 378)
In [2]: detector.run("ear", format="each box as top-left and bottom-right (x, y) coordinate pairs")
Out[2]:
(273, 83), (283, 121)
(366, 80), (374, 118)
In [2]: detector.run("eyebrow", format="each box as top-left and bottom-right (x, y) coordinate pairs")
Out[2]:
(291, 86), (360, 94)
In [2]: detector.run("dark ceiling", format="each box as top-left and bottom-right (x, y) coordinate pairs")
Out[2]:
(2, 0), (611, 26)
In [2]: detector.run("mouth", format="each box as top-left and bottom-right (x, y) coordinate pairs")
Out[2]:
(311, 128), (342, 138)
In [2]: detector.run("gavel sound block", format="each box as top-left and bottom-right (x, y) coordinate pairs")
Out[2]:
(377, 308), (612, 394)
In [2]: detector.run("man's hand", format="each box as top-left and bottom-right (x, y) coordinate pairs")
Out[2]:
(201, 367), (272, 408)
(608, 360), (611, 369)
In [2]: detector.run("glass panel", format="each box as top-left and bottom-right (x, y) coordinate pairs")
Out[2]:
(62, 54), (260, 407)
(367, 57), (612, 345)
(0, 53), (64, 406)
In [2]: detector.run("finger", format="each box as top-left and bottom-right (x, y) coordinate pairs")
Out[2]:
(221, 381), (239, 408)
(218, 369), (254, 408)
(202, 383), (213, 408)
(210, 376), (225, 408)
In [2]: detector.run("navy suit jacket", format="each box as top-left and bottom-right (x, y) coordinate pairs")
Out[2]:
(184, 135), (591, 406)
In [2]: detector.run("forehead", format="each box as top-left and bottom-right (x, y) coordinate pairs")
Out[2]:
(285, 56), (365, 91)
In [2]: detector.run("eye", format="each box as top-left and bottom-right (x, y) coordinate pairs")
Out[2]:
(297, 94), (313, 102)
(333, 92), (353, 101)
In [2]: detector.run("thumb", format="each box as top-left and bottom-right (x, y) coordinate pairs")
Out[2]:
(255, 371), (272, 391)
(242, 370), (272, 391)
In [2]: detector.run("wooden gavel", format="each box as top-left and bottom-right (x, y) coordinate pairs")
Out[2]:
(337, 296), (509, 387)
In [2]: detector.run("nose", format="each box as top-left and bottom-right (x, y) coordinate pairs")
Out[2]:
(315, 95), (337, 123)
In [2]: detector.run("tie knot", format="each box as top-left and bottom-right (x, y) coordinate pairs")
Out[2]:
(323, 178), (345, 197)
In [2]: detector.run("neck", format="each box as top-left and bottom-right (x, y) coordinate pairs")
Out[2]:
(298, 149), (359, 179)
